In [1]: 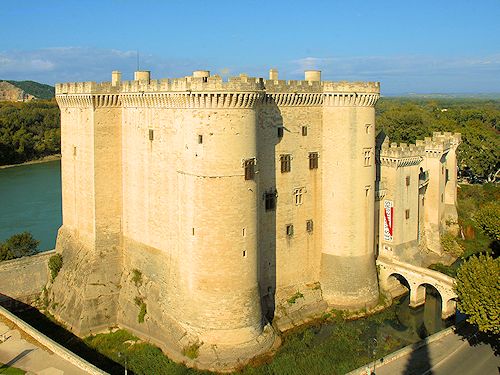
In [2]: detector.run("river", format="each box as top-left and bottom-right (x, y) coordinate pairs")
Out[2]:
(0, 160), (62, 251)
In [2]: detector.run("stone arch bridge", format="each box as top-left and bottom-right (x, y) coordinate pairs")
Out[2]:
(377, 257), (457, 319)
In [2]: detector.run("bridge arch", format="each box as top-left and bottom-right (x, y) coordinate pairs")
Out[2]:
(377, 258), (457, 319)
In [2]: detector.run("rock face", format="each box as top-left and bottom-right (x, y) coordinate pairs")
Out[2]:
(0, 81), (36, 101)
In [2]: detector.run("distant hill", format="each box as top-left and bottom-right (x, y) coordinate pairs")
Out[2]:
(388, 93), (500, 99)
(0, 80), (55, 100)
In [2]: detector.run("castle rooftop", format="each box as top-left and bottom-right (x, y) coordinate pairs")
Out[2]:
(55, 69), (380, 95)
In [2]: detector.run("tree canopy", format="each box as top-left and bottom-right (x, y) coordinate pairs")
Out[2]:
(376, 98), (500, 181)
(0, 100), (60, 165)
(455, 253), (500, 334)
(0, 231), (40, 261)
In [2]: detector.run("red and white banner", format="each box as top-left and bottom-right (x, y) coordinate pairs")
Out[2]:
(383, 200), (393, 241)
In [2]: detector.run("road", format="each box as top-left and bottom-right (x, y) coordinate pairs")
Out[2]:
(374, 328), (499, 375)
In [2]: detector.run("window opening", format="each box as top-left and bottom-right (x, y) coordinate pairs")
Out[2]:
(286, 224), (294, 237)
(265, 190), (277, 211)
(363, 148), (372, 167)
(280, 154), (291, 173)
(149, 129), (154, 141)
(309, 152), (319, 169)
(406, 176), (410, 186)
(198, 134), (203, 144)
(277, 126), (284, 138)
(244, 158), (255, 180)
(302, 126), (308, 136)
(405, 209), (410, 219)
(306, 219), (314, 233)
(294, 188), (304, 205)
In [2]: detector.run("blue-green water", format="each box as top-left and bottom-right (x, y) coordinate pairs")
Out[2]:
(0, 160), (62, 251)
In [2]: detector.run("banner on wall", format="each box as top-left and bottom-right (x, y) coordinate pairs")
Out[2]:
(383, 200), (393, 241)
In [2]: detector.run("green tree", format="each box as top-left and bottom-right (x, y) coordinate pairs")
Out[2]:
(0, 231), (39, 260)
(455, 254), (500, 334)
(475, 202), (500, 241)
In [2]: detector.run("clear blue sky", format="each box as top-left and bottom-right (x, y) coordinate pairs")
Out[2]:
(1, 0), (499, 94)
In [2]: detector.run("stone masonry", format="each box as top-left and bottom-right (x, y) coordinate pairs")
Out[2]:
(49, 69), (460, 371)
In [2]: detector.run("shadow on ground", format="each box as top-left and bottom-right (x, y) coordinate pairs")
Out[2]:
(0, 294), (130, 375)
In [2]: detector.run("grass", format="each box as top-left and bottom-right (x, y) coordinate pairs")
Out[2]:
(0, 363), (26, 374)
(84, 330), (206, 375)
(84, 302), (409, 375)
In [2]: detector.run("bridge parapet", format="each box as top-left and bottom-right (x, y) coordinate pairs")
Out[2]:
(377, 257), (457, 319)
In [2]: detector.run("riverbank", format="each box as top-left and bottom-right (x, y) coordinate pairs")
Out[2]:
(0, 154), (61, 170)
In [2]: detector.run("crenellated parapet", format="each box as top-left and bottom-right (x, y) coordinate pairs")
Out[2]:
(378, 138), (424, 168)
(55, 71), (381, 109)
(417, 132), (459, 159)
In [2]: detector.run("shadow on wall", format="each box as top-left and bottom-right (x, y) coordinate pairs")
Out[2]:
(257, 99), (281, 324)
(0, 294), (126, 375)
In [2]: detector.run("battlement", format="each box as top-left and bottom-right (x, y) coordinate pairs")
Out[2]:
(55, 70), (380, 96)
(378, 138), (424, 167)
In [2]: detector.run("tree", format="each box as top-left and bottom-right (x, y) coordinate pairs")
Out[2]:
(475, 202), (500, 241)
(0, 231), (39, 260)
(455, 254), (500, 334)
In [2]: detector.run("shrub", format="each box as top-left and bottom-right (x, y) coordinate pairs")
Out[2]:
(287, 291), (304, 305)
(48, 253), (63, 280)
(134, 296), (147, 323)
(440, 232), (464, 257)
(183, 342), (200, 359)
(131, 269), (143, 287)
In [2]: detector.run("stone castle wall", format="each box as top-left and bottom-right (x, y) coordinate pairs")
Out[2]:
(51, 69), (458, 371)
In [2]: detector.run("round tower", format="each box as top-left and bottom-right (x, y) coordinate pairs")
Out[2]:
(320, 83), (380, 309)
(173, 86), (274, 361)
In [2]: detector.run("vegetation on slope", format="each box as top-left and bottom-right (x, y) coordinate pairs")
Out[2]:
(4, 80), (55, 100)
(0, 100), (60, 165)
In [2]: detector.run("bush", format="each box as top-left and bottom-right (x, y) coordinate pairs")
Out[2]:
(440, 232), (464, 257)
(134, 296), (147, 323)
(182, 342), (200, 359)
(48, 253), (63, 280)
(131, 269), (143, 287)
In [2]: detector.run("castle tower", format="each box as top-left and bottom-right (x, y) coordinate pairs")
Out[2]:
(170, 74), (274, 356)
(319, 82), (380, 309)
(51, 80), (123, 334)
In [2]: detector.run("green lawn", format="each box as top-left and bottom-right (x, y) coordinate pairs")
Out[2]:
(0, 363), (26, 375)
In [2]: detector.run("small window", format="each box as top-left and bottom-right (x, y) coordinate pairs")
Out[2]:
(302, 126), (308, 136)
(309, 152), (319, 169)
(198, 134), (203, 144)
(242, 250), (247, 258)
(441, 193), (444, 202)
(242, 228), (246, 237)
(280, 154), (291, 173)
(73, 146), (77, 157)
(445, 168), (449, 182)
(244, 158), (255, 180)
(363, 148), (372, 167)
(406, 176), (410, 186)
(306, 219), (314, 233)
(192, 228), (195, 236)
(277, 126), (284, 138)
(405, 209), (410, 219)
(149, 129), (154, 141)
(294, 187), (304, 205)
(365, 124), (372, 134)
(265, 190), (277, 211)
(286, 224), (294, 237)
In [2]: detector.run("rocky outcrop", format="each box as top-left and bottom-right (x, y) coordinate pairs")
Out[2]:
(0, 81), (36, 101)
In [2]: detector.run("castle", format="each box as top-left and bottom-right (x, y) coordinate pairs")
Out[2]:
(50, 69), (460, 371)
